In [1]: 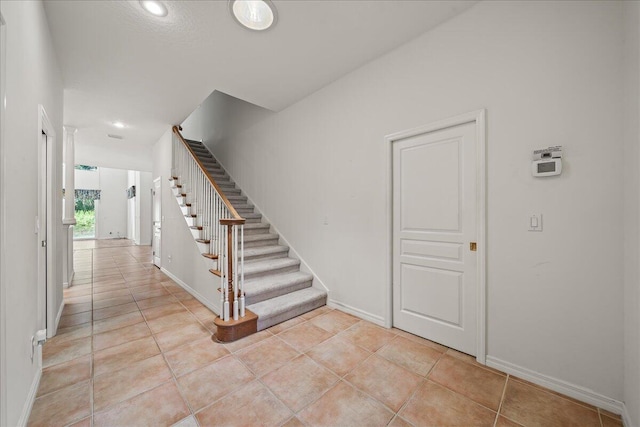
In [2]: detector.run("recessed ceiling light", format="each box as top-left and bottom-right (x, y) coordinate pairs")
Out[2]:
(230, 0), (277, 31)
(112, 121), (125, 129)
(139, 1), (168, 17)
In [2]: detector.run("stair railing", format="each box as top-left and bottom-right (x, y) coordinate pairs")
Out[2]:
(171, 126), (246, 322)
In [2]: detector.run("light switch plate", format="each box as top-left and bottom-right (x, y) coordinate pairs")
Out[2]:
(529, 214), (543, 232)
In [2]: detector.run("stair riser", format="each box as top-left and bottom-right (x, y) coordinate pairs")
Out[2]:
(227, 196), (248, 204)
(190, 228), (201, 239)
(185, 217), (196, 227)
(235, 207), (255, 214)
(214, 181), (234, 188)
(191, 148), (211, 155)
(202, 257), (218, 271)
(243, 227), (270, 236)
(244, 217), (262, 224)
(196, 241), (210, 254)
(244, 264), (299, 281)
(244, 237), (279, 248)
(244, 251), (288, 263)
(171, 186), (183, 196)
(203, 163), (222, 170)
(180, 205), (193, 216)
(246, 278), (312, 306)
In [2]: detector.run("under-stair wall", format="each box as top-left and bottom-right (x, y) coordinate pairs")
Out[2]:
(152, 129), (222, 314)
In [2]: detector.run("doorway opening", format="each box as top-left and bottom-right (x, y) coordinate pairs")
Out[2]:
(38, 105), (57, 339)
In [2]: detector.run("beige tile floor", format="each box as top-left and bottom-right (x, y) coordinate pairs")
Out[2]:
(27, 240), (624, 427)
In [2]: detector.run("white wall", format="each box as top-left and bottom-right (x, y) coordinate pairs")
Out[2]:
(75, 167), (128, 239)
(135, 171), (152, 246)
(152, 128), (222, 312)
(0, 1), (64, 425)
(180, 90), (273, 145)
(623, 1), (640, 426)
(75, 137), (153, 172)
(95, 168), (128, 239)
(75, 168), (99, 189)
(196, 0), (626, 408)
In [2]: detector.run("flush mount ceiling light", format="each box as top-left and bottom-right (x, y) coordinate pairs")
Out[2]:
(139, 0), (168, 17)
(229, 0), (277, 31)
(112, 121), (125, 129)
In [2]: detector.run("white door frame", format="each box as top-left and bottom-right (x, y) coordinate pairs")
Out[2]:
(385, 109), (487, 364)
(38, 105), (57, 338)
(0, 12), (8, 427)
(152, 176), (162, 268)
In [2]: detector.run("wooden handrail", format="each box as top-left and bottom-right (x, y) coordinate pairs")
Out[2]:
(172, 126), (245, 224)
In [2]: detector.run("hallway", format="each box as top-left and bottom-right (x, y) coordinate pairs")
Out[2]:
(26, 241), (623, 427)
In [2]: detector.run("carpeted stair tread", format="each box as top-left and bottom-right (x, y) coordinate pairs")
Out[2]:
(248, 287), (327, 331)
(239, 212), (263, 222)
(243, 232), (277, 242)
(243, 271), (313, 305)
(243, 257), (300, 279)
(243, 245), (289, 260)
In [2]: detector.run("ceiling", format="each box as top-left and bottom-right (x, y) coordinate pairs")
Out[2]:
(44, 0), (477, 148)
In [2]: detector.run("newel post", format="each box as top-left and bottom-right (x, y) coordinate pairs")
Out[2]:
(219, 218), (245, 320)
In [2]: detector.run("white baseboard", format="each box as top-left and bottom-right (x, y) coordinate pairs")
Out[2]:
(16, 368), (41, 427)
(160, 267), (220, 316)
(486, 356), (625, 416)
(328, 299), (386, 327)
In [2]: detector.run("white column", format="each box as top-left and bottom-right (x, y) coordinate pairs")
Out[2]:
(62, 126), (77, 287)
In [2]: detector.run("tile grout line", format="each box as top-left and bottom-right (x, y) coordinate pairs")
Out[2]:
(389, 349), (447, 423)
(493, 373), (510, 427)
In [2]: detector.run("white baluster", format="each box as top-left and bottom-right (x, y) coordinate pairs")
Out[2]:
(222, 226), (229, 322)
(240, 224), (245, 317)
(233, 224), (239, 321)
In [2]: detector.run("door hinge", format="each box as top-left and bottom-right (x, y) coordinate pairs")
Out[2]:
(470, 242), (477, 251)
(41, 240), (47, 248)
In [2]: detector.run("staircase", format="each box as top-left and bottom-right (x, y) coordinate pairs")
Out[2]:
(169, 129), (326, 340)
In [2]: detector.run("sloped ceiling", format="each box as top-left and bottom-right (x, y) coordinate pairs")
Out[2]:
(44, 0), (477, 148)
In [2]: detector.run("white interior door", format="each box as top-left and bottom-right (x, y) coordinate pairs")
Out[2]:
(152, 177), (161, 267)
(38, 131), (48, 332)
(392, 120), (479, 356)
